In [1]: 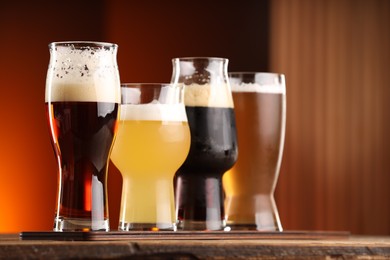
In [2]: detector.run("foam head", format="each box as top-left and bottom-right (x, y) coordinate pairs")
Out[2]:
(229, 73), (286, 94)
(230, 82), (286, 94)
(184, 83), (234, 108)
(45, 42), (120, 103)
(120, 102), (188, 122)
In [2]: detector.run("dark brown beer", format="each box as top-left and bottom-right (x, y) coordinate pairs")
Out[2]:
(175, 106), (238, 230)
(171, 57), (237, 231)
(46, 101), (118, 228)
(46, 41), (120, 231)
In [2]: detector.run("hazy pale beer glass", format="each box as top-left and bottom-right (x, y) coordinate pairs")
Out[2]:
(111, 83), (190, 231)
(171, 57), (238, 230)
(223, 72), (286, 231)
(45, 42), (120, 231)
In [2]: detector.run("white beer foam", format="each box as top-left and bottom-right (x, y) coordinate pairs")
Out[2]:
(231, 83), (286, 94)
(184, 83), (234, 108)
(121, 85), (182, 105)
(45, 44), (120, 103)
(120, 102), (188, 122)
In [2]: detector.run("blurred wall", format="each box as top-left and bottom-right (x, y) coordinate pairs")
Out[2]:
(0, 0), (106, 232)
(105, 0), (269, 83)
(0, 0), (269, 232)
(271, 0), (390, 235)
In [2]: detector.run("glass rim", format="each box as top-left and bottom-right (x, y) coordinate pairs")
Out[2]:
(229, 72), (286, 94)
(121, 83), (176, 88)
(48, 41), (118, 49)
(172, 57), (228, 62)
(229, 72), (285, 77)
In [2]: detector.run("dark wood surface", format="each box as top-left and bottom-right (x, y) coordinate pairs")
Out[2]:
(1, 231), (390, 259)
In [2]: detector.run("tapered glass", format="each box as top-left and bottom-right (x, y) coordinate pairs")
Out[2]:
(45, 41), (120, 231)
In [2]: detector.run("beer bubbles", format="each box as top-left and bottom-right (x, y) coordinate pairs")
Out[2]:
(46, 42), (120, 103)
(45, 42), (120, 231)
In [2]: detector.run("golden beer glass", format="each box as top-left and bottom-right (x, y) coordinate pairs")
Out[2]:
(223, 72), (286, 231)
(111, 83), (191, 231)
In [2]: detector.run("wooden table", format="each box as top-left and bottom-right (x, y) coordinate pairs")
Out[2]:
(1, 231), (390, 259)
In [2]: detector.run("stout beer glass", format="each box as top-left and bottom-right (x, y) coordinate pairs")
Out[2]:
(171, 57), (238, 230)
(45, 42), (120, 231)
(111, 83), (190, 231)
(223, 72), (286, 231)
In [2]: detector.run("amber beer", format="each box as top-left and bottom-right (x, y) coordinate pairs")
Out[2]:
(46, 101), (118, 225)
(223, 73), (286, 231)
(45, 42), (120, 231)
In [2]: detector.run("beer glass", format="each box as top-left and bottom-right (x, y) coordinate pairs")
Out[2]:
(45, 41), (120, 231)
(223, 72), (286, 231)
(111, 83), (191, 231)
(171, 57), (238, 231)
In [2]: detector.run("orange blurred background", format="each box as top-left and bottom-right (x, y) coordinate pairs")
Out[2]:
(0, 0), (268, 232)
(0, 0), (389, 235)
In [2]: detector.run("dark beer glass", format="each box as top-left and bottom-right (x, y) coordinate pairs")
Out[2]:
(45, 42), (120, 231)
(171, 57), (238, 230)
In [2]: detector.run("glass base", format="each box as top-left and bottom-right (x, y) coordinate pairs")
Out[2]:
(225, 194), (283, 232)
(226, 223), (282, 232)
(53, 216), (109, 231)
(176, 219), (226, 231)
(118, 222), (176, 231)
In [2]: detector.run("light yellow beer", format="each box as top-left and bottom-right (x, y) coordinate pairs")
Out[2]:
(111, 102), (190, 230)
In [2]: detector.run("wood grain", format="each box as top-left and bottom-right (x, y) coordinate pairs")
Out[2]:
(270, 0), (390, 235)
(2, 234), (390, 259)
(19, 230), (350, 241)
